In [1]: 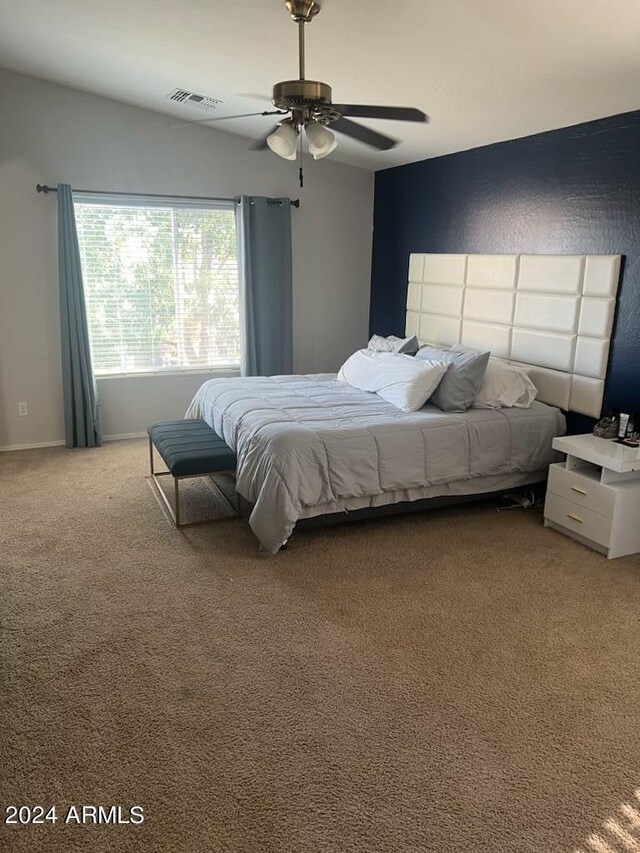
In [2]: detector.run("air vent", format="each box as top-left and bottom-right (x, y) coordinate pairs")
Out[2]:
(166, 88), (223, 112)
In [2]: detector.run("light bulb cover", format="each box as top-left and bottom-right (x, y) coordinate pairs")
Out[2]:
(267, 122), (298, 160)
(306, 120), (337, 159)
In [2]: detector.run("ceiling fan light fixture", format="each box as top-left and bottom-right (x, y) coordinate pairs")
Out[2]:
(267, 121), (299, 160)
(305, 119), (337, 159)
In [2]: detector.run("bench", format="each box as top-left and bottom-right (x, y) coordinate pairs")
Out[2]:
(147, 419), (237, 527)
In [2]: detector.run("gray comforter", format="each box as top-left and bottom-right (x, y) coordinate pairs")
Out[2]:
(186, 374), (566, 553)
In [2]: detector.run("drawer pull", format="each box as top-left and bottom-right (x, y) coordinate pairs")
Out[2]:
(567, 513), (584, 523)
(571, 486), (588, 495)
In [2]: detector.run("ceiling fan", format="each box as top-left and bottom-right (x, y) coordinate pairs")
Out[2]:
(190, 0), (428, 182)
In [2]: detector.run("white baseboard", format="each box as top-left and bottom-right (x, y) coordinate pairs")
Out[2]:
(0, 432), (147, 453)
(103, 432), (147, 442)
(0, 439), (65, 452)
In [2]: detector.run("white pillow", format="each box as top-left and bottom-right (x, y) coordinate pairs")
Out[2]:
(367, 334), (419, 355)
(337, 349), (449, 413)
(472, 359), (538, 409)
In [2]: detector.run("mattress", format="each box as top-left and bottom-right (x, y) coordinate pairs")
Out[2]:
(186, 374), (566, 553)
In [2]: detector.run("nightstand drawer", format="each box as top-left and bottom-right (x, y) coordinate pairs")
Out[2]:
(547, 463), (615, 518)
(544, 492), (612, 547)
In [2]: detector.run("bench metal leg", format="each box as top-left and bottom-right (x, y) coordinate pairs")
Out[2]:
(149, 470), (237, 528)
(175, 477), (181, 526)
(207, 476), (237, 519)
(148, 439), (238, 528)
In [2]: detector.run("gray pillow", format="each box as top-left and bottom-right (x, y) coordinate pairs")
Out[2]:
(415, 344), (490, 412)
(368, 334), (419, 355)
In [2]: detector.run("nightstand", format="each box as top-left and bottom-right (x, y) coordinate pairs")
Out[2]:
(544, 434), (640, 559)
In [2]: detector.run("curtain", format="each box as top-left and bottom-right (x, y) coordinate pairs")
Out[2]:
(57, 183), (102, 448)
(236, 196), (293, 376)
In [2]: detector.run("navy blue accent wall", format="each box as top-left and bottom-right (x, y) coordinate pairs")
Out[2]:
(371, 110), (640, 424)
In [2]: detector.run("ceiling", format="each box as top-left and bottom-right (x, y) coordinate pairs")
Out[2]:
(1, 0), (640, 170)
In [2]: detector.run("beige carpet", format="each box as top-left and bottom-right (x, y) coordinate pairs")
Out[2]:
(1, 439), (640, 853)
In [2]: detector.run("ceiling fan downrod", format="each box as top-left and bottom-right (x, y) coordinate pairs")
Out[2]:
(298, 20), (305, 79)
(285, 0), (320, 80)
(273, 0), (331, 120)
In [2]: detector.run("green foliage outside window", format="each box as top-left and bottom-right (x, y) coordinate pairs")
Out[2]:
(75, 203), (240, 374)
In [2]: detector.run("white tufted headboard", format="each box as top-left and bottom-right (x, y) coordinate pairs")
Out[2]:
(405, 253), (621, 418)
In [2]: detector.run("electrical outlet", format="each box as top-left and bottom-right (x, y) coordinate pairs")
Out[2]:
(17, 401), (28, 416)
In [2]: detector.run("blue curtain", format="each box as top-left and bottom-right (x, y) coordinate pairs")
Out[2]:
(57, 184), (102, 448)
(236, 196), (293, 376)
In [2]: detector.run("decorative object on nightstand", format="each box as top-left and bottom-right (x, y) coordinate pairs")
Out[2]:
(593, 412), (640, 443)
(593, 414), (618, 439)
(616, 412), (639, 446)
(544, 434), (640, 559)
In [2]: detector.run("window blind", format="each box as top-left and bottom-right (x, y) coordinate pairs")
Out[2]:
(74, 199), (240, 375)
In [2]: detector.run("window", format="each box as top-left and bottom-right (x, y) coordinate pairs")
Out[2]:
(75, 197), (240, 375)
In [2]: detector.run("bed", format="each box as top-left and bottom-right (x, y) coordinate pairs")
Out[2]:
(186, 252), (620, 553)
(186, 374), (565, 552)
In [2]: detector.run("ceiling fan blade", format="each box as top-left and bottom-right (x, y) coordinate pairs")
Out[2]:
(331, 117), (397, 151)
(250, 125), (281, 150)
(170, 110), (285, 129)
(333, 105), (428, 123)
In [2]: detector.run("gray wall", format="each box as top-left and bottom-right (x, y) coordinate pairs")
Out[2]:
(0, 69), (374, 449)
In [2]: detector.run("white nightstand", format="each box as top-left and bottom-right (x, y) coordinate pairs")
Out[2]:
(544, 434), (640, 559)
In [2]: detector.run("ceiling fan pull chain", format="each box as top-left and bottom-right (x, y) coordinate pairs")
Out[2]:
(298, 128), (304, 188)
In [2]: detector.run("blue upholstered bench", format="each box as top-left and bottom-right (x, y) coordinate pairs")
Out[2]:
(147, 419), (237, 527)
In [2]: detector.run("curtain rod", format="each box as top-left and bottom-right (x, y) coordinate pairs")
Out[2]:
(35, 184), (300, 208)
